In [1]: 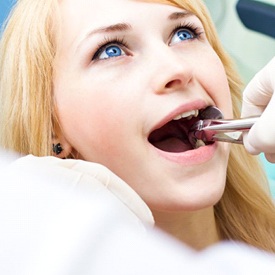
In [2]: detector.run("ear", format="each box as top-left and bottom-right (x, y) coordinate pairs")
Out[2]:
(52, 130), (73, 159)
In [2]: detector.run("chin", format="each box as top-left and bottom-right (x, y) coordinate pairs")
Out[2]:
(149, 188), (225, 213)
(140, 160), (228, 213)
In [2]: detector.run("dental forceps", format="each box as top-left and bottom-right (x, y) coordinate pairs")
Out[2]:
(188, 106), (260, 146)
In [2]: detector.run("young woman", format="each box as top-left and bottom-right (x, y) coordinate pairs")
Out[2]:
(1, 0), (275, 252)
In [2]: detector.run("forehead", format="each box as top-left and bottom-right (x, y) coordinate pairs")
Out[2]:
(56, 0), (192, 46)
(58, 0), (198, 27)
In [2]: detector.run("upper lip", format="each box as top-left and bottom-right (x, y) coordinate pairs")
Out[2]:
(148, 100), (210, 136)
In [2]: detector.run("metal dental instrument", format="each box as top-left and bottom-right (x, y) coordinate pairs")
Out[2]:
(188, 106), (260, 146)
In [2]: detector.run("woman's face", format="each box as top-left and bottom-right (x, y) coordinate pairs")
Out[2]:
(54, 0), (232, 211)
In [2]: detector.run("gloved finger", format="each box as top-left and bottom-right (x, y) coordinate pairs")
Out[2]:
(242, 132), (260, 155)
(243, 131), (275, 163)
(241, 57), (275, 118)
(264, 153), (275, 164)
(244, 90), (275, 155)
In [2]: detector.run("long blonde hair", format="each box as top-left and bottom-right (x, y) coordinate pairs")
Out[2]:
(0, 0), (58, 156)
(1, 0), (275, 252)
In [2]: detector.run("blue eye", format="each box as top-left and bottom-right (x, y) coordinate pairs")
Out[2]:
(96, 44), (126, 60)
(170, 28), (195, 46)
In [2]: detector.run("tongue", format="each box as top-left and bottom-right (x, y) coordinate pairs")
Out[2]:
(153, 137), (193, 153)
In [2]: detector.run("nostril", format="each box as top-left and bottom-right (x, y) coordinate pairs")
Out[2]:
(165, 79), (182, 89)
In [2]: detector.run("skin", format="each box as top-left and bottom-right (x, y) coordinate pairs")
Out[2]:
(53, 0), (233, 249)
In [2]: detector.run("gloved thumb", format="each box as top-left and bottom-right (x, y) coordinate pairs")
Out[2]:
(241, 58), (275, 162)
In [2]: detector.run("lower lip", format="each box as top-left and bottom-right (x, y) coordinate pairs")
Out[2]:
(150, 143), (217, 166)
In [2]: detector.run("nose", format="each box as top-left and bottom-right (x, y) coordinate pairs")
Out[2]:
(148, 46), (193, 94)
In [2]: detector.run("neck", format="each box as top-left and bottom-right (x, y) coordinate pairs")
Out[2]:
(152, 207), (220, 251)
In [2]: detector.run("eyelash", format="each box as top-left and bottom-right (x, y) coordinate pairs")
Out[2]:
(92, 22), (204, 61)
(170, 22), (204, 42)
(92, 37), (129, 61)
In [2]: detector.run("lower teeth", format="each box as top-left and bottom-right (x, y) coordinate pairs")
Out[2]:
(195, 139), (206, 149)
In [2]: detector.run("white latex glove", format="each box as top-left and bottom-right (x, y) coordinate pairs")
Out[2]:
(241, 57), (275, 163)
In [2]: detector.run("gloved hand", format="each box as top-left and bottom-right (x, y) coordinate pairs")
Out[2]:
(241, 57), (275, 163)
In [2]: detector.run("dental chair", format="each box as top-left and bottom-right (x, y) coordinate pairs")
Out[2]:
(237, 0), (275, 38)
(0, 0), (14, 30)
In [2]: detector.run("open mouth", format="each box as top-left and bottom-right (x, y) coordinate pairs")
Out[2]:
(148, 108), (214, 153)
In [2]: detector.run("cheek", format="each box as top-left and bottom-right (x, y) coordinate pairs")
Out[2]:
(55, 85), (130, 161)
(53, 60), (139, 162)
(201, 51), (233, 118)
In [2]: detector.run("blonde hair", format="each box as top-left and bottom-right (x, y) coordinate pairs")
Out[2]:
(1, 0), (275, 252)
(0, 0), (58, 156)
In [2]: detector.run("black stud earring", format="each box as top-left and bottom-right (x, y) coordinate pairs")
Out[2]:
(52, 143), (63, 155)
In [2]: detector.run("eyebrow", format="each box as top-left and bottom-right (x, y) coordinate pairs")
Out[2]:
(76, 11), (195, 51)
(85, 23), (132, 37)
(168, 11), (194, 21)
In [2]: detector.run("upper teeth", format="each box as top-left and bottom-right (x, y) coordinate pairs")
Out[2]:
(173, 110), (199, 121)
